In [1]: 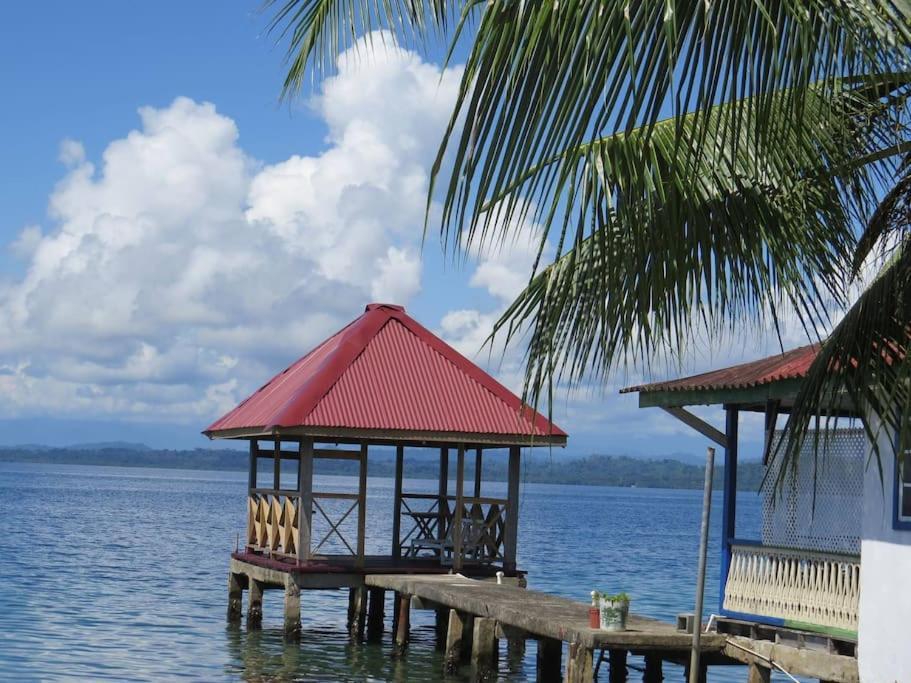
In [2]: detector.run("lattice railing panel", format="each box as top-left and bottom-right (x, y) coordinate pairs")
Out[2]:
(724, 544), (860, 632)
(762, 429), (865, 555)
(247, 493), (298, 556)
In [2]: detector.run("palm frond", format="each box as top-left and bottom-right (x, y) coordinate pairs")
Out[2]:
(775, 235), (910, 485)
(486, 78), (911, 405)
(433, 1), (911, 255)
(265, 0), (467, 94)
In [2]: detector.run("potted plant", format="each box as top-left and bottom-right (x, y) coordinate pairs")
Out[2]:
(598, 592), (630, 631)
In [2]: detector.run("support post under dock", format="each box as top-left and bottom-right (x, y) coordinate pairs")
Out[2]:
(537, 637), (562, 682)
(347, 587), (367, 641)
(227, 572), (243, 624)
(608, 648), (627, 683)
(393, 592), (410, 657)
(444, 609), (466, 673)
(283, 578), (301, 639)
(366, 588), (385, 642)
(471, 616), (498, 678)
(247, 578), (263, 629)
(566, 640), (594, 683)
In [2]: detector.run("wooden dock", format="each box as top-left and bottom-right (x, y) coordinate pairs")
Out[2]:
(228, 555), (860, 682)
(365, 573), (725, 682)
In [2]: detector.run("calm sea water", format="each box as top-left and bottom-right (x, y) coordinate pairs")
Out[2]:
(0, 462), (774, 682)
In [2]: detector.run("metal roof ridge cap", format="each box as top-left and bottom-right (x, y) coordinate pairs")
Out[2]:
(268, 307), (394, 429)
(388, 308), (567, 438)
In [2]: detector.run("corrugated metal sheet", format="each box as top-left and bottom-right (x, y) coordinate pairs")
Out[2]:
(205, 303), (565, 438)
(621, 344), (819, 394)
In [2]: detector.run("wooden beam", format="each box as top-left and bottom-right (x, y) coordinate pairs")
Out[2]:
(504, 446), (521, 572)
(392, 445), (404, 559)
(273, 439), (281, 490)
(298, 437), (314, 563)
(439, 447), (448, 559)
(313, 448), (362, 461)
(660, 407), (728, 448)
(474, 447), (483, 498)
(637, 379), (804, 410)
(762, 399), (781, 466)
(356, 442), (367, 568)
(453, 446), (465, 571)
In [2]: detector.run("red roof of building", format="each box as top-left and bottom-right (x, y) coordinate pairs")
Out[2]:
(205, 304), (566, 443)
(621, 344), (819, 394)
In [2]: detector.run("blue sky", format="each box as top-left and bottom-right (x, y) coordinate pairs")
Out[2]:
(0, 2), (791, 457)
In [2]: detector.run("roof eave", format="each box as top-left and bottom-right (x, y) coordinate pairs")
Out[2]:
(204, 425), (567, 448)
(634, 378), (804, 410)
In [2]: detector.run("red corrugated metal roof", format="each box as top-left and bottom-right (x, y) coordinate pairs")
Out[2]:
(620, 344), (819, 394)
(205, 303), (566, 440)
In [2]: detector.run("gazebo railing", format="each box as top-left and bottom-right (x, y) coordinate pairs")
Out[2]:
(723, 541), (860, 633)
(398, 494), (508, 566)
(247, 490), (300, 557)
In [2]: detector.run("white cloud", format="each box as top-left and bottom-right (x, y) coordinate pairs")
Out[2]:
(58, 139), (85, 167)
(0, 33), (460, 423)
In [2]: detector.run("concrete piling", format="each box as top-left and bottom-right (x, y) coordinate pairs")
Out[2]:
(444, 609), (466, 674)
(283, 579), (301, 640)
(471, 617), (498, 678)
(227, 572), (243, 624)
(247, 578), (263, 629)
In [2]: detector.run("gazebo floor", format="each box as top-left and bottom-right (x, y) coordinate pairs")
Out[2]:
(231, 550), (521, 579)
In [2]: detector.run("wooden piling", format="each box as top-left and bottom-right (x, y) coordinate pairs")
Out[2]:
(227, 572), (243, 624)
(537, 637), (562, 682)
(566, 640), (594, 683)
(747, 661), (771, 683)
(283, 578), (301, 640)
(444, 609), (466, 674)
(247, 578), (263, 629)
(434, 609), (448, 650)
(347, 586), (367, 641)
(608, 649), (627, 683)
(471, 617), (498, 678)
(643, 654), (663, 682)
(366, 588), (385, 642)
(392, 592), (410, 657)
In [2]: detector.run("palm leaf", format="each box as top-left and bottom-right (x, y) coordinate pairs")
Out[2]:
(487, 78), (911, 406)
(265, 0), (466, 93)
(774, 234), (910, 486)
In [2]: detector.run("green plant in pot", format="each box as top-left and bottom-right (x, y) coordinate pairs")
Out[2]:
(598, 592), (630, 632)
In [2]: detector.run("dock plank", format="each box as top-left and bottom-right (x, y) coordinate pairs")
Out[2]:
(364, 574), (725, 652)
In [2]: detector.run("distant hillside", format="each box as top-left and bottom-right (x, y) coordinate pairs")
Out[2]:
(0, 445), (764, 491)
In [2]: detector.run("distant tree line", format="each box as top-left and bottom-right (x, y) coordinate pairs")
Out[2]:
(0, 446), (765, 491)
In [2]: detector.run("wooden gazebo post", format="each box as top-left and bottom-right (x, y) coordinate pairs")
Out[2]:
(298, 437), (314, 563)
(453, 445), (465, 571)
(504, 446), (521, 572)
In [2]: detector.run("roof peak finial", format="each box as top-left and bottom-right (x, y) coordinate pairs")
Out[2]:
(365, 303), (405, 312)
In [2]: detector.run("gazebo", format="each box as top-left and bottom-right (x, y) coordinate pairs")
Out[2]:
(205, 303), (566, 634)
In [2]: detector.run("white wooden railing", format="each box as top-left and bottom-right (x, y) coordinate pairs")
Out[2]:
(247, 493), (299, 557)
(723, 543), (860, 632)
